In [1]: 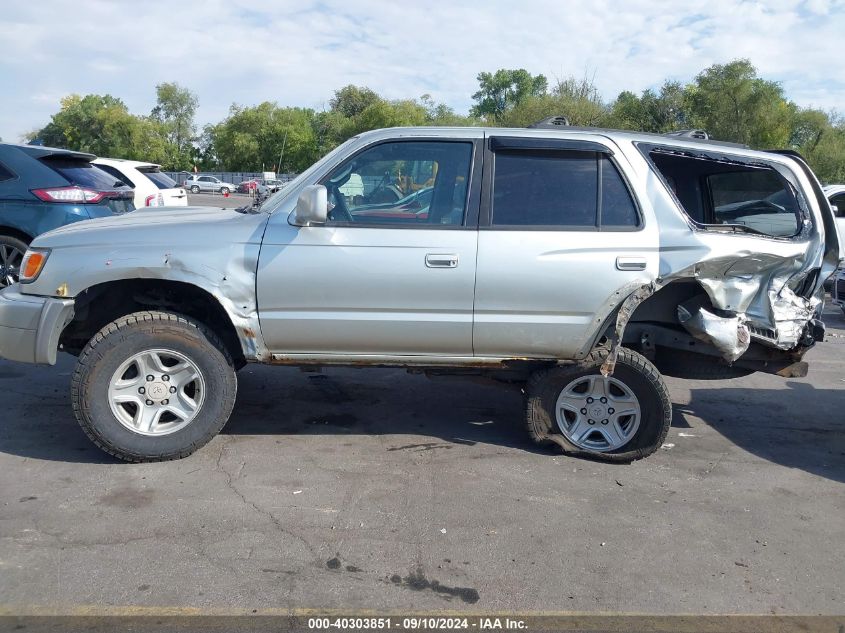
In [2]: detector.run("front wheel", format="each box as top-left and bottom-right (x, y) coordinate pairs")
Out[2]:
(71, 311), (237, 462)
(525, 348), (671, 462)
(190, 185), (200, 194)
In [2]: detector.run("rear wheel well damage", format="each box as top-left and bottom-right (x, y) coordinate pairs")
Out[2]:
(598, 281), (813, 379)
(59, 279), (246, 368)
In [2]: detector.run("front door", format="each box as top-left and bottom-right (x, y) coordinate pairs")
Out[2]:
(257, 139), (481, 358)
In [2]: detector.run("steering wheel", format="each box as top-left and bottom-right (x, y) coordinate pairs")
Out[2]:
(327, 186), (353, 223)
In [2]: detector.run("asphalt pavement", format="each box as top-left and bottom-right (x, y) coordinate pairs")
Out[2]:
(0, 304), (843, 616)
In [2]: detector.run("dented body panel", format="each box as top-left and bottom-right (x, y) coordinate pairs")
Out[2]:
(0, 126), (837, 376)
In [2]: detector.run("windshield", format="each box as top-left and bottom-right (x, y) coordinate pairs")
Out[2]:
(257, 137), (361, 213)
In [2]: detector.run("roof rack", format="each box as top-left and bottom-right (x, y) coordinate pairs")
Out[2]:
(527, 115), (571, 129)
(663, 129), (709, 140)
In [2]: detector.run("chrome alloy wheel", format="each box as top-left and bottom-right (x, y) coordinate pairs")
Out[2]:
(0, 243), (24, 287)
(108, 349), (206, 436)
(555, 374), (641, 452)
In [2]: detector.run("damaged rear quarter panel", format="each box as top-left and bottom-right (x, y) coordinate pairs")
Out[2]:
(626, 141), (835, 360)
(26, 207), (271, 360)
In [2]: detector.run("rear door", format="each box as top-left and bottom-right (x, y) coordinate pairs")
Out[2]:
(473, 135), (659, 358)
(257, 138), (482, 357)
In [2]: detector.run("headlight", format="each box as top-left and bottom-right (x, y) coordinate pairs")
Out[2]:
(19, 248), (50, 283)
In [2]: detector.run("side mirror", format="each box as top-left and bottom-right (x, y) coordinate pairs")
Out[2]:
(293, 185), (328, 226)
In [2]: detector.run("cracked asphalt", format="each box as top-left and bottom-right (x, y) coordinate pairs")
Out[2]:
(0, 305), (843, 615)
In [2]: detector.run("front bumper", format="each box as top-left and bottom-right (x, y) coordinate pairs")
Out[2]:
(0, 286), (74, 365)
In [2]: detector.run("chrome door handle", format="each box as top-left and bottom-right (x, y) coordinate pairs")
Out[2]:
(425, 254), (458, 268)
(616, 256), (647, 271)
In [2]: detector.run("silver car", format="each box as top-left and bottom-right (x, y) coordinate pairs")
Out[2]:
(184, 174), (237, 194)
(0, 125), (841, 463)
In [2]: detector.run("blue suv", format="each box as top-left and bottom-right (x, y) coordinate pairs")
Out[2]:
(0, 143), (135, 287)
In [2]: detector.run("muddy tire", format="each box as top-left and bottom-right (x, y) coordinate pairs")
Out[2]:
(655, 348), (753, 380)
(71, 311), (237, 462)
(526, 348), (671, 462)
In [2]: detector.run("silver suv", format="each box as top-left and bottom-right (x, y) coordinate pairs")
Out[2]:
(0, 125), (840, 463)
(184, 174), (237, 194)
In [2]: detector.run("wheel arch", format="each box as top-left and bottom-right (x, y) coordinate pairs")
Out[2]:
(59, 278), (249, 367)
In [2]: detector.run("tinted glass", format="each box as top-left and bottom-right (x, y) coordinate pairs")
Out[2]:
(42, 158), (130, 190)
(0, 162), (14, 182)
(708, 169), (800, 237)
(139, 168), (177, 189)
(322, 141), (473, 226)
(830, 193), (845, 218)
(492, 152), (597, 227)
(601, 157), (639, 227)
(96, 164), (135, 188)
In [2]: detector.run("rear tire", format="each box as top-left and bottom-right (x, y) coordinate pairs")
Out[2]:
(71, 311), (237, 462)
(0, 234), (29, 288)
(220, 187), (230, 195)
(526, 348), (671, 462)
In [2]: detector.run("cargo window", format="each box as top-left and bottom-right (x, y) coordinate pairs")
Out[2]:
(42, 158), (130, 191)
(647, 149), (803, 238)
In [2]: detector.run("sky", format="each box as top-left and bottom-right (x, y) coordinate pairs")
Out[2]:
(0, 0), (843, 142)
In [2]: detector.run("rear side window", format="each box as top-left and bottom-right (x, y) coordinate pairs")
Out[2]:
(138, 168), (177, 189)
(42, 158), (127, 190)
(492, 152), (597, 227)
(490, 152), (640, 229)
(647, 148), (803, 238)
(95, 164), (135, 188)
(0, 162), (15, 182)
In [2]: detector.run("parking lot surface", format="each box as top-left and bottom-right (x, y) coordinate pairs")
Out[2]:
(186, 192), (254, 209)
(0, 306), (843, 615)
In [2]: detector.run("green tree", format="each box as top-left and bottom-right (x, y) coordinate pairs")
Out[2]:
(329, 85), (382, 118)
(470, 69), (548, 122)
(684, 59), (792, 147)
(607, 81), (686, 132)
(150, 82), (199, 170)
(499, 75), (607, 128)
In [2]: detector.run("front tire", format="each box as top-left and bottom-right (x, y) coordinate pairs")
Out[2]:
(71, 311), (237, 462)
(190, 185), (200, 194)
(526, 348), (671, 462)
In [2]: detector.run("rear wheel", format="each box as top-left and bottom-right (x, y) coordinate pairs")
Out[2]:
(0, 235), (28, 288)
(526, 348), (671, 462)
(71, 311), (237, 462)
(220, 187), (230, 195)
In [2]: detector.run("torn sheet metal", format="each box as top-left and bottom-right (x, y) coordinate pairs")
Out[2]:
(677, 304), (750, 363)
(600, 283), (657, 376)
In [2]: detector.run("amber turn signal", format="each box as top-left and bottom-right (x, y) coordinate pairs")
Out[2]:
(20, 249), (50, 283)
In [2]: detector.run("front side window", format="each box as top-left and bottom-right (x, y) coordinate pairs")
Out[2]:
(322, 141), (473, 227)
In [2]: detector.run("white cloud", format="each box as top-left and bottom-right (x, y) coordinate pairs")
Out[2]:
(0, 0), (843, 142)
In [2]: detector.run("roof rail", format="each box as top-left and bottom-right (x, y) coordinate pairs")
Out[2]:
(664, 129), (709, 140)
(527, 115), (571, 129)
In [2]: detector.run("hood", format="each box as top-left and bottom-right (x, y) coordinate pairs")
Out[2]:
(32, 206), (267, 249)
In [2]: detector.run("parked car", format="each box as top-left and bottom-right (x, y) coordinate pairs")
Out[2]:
(93, 158), (188, 209)
(0, 125), (840, 463)
(821, 185), (845, 289)
(184, 175), (237, 194)
(237, 179), (259, 193)
(0, 143), (135, 288)
(263, 178), (285, 193)
(833, 269), (845, 315)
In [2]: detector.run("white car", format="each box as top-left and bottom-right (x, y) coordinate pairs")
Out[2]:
(93, 158), (188, 208)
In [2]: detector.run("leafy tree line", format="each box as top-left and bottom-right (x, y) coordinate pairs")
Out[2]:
(27, 60), (845, 182)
